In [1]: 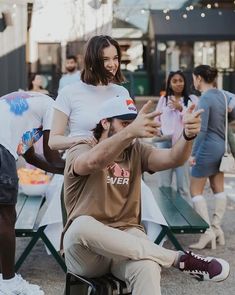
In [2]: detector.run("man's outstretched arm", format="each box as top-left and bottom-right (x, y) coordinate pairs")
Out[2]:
(147, 105), (203, 172)
(73, 101), (161, 176)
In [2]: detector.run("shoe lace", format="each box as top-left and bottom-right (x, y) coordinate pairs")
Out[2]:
(184, 251), (210, 274)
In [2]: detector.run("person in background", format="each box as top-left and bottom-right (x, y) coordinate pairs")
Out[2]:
(154, 70), (198, 203)
(0, 91), (65, 295)
(28, 73), (50, 158)
(58, 55), (81, 92)
(62, 96), (229, 295)
(189, 65), (228, 250)
(28, 73), (49, 95)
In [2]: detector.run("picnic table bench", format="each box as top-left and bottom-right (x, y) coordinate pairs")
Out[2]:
(154, 186), (209, 251)
(15, 193), (66, 272)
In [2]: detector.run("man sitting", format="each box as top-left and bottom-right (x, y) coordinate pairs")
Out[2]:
(62, 97), (229, 295)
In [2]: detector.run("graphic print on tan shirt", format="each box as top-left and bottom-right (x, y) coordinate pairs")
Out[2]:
(107, 162), (130, 185)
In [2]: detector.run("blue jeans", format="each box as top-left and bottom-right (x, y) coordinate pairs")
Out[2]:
(155, 139), (191, 204)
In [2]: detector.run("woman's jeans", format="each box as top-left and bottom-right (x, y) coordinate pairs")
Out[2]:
(155, 139), (191, 204)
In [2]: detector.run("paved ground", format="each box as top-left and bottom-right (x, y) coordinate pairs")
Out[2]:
(16, 172), (235, 295)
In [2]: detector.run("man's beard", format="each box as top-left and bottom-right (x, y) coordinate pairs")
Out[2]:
(66, 67), (76, 73)
(108, 123), (133, 153)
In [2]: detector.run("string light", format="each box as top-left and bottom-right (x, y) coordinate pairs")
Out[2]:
(157, 2), (229, 22)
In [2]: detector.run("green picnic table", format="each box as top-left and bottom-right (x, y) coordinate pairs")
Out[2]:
(154, 186), (209, 250)
(15, 193), (66, 272)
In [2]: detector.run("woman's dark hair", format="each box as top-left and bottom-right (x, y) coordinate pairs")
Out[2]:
(193, 65), (218, 84)
(28, 73), (43, 90)
(92, 118), (112, 141)
(81, 35), (125, 86)
(165, 70), (190, 107)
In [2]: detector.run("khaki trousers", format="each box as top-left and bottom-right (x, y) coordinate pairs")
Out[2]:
(63, 216), (177, 295)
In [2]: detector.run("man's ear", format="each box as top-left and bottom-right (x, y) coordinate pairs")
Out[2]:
(101, 119), (110, 130)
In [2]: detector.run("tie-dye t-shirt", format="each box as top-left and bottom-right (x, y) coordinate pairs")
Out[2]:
(0, 91), (54, 159)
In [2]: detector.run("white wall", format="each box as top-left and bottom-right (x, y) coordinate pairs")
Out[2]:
(29, 0), (113, 64)
(0, 1), (27, 94)
(0, 1), (27, 58)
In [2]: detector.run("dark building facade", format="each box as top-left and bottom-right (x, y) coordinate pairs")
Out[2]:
(148, 9), (235, 95)
(0, 5), (28, 96)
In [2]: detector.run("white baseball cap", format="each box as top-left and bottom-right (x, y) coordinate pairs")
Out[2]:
(96, 96), (138, 122)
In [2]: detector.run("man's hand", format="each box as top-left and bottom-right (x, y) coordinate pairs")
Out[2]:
(183, 104), (204, 138)
(126, 101), (161, 138)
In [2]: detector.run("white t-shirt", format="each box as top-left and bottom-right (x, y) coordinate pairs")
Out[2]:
(54, 80), (130, 137)
(156, 94), (198, 136)
(0, 91), (54, 159)
(58, 71), (81, 92)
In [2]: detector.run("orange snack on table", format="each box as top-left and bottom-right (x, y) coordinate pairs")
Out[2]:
(17, 168), (51, 185)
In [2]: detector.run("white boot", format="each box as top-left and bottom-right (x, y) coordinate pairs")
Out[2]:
(189, 195), (216, 250)
(212, 192), (227, 246)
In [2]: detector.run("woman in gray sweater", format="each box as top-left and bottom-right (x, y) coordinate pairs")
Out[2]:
(189, 65), (227, 250)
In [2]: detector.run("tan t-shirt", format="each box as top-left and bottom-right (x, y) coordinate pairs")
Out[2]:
(63, 140), (154, 235)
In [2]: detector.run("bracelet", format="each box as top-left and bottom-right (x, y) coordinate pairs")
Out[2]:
(183, 129), (197, 141)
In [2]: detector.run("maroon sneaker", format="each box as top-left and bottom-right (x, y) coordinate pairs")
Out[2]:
(178, 251), (230, 282)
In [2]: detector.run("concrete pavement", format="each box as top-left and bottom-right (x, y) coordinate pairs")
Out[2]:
(16, 172), (235, 295)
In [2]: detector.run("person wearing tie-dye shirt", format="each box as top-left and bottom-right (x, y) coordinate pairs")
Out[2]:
(0, 91), (64, 295)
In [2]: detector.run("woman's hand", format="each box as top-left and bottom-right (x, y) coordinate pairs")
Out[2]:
(189, 156), (196, 166)
(168, 96), (183, 111)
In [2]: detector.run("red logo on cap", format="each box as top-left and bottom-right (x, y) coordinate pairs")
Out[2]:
(126, 99), (134, 106)
(126, 99), (137, 112)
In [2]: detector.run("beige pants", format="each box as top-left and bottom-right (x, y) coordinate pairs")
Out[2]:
(63, 216), (177, 295)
